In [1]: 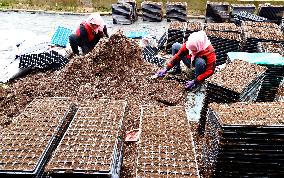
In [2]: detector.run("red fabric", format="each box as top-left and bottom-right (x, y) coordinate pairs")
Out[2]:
(167, 43), (216, 82)
(75, 22), (94, 42)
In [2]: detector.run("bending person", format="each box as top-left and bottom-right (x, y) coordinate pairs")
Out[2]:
(155, 31), (216, 91)
(69, 13), (109, 55)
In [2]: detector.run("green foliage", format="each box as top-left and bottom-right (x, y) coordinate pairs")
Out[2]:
(0, 0), (12, 7)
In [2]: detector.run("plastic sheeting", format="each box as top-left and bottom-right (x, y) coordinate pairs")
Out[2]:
(227, 52), (284, 65)
(0, 29), (71, 83)
(0, 30), (50, 83)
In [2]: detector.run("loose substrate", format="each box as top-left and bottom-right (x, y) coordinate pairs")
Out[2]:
(0, 32), (193, 177)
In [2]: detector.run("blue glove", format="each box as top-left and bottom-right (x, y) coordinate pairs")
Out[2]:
(155, 68), (168, 78)
(185, 80), (196, 90)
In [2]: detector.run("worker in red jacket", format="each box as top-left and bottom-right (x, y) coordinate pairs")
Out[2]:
(155, 30), (216, 91)
(69, 13), (109, 55)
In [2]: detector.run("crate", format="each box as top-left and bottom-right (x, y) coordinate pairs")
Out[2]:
(204, 102), (284, 177)
(141, 1), (163, 22)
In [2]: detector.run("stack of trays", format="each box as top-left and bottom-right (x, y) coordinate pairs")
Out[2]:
(166, 21), (186, 53)
(141, 1), (163, 22)
(112, 2), (134, 25)
(0, 97), (74, 178)
(199, 60), (267, 133)
(241, 22), (284, 52)
(137, 105), (200, 177)
(281, 18), (284, 33)
(258, 4), (284, 25)
(143, 46), (165, 67)
(184, 22), (203, 42)
(118, 0), (138, 21)
(205, 23), (241, 66)
(166, 22), (202, 54)
(230, 4), (256, 16)
(226, 52), (284, 102)
(204, 102), (284, 177)
(233, 11), (268, 25)
(46, 99), (127, 178)
(205, 1), (230, 23)
(257, 42), (284, 56)
(275, 79), (284, 102)
(256, 64), (284, 102)
(166, 2), (187, 22)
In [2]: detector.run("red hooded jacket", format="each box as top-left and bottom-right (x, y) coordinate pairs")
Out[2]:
(76, 22), (95, 42)
(166, 43), (216, 82)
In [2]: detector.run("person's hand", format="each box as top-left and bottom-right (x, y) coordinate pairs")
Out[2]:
(185, 80), (196, 90)
(155, 68), (168, 78)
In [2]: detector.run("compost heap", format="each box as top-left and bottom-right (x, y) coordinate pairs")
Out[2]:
(0, 31), (186, 177)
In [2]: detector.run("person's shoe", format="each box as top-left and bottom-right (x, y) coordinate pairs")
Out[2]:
(167, 67), (181, 75)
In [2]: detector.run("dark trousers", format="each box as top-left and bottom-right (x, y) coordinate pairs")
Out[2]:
(172, 42), (206, 78)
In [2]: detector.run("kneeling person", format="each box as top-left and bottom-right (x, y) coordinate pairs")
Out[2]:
(155, 31), (216, 91)
(69, 13), (109, 55)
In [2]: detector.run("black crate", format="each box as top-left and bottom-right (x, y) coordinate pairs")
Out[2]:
(258, 5), (284, 25)
(112, 3), (134, 25)
(141, 1), (163, 22)
(204, 102), (284, 178)
(166, 2), (187, 22)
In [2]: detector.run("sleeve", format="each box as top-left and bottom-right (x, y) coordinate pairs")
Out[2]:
(196, 53), (216, 82)
(166, 43), (189, 69)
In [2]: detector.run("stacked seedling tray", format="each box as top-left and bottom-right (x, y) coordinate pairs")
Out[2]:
(258, 4), (284, 25)
(0, 97), (74, 178)
(112, 2), (134, 25)
(143, 46), (165, 67)
(166, 21), (186, 53)
(199, 60), (267, 134)
(46, 99), (127, 178)
(275, 78), (284, 102)
(205, 23), (241, 66)
(257, 42), (284, 56)
(141, 1), (163, 22)
(226, 52), (284, 102)
(203, 102), (284, 178)
(118, 0), (138, 21)
(281, 18), (284, 33)
(166, 22), (203, 54)
(233, 11), (268, 25)
(256, 63), (284, 102)
(205, 1), (230, 23)
(230, 4), (256, 16)
(166, 2), (187, 22)
(136, 105), (200, 177)
(241, 21), (284, 53)
(184, 22), (203, 42)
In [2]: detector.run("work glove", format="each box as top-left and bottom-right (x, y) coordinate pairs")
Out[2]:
(155, 68), (168, 78)
(185, 80), (196, 90)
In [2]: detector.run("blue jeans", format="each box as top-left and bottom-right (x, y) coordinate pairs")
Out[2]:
(172, 42), (206, 78)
